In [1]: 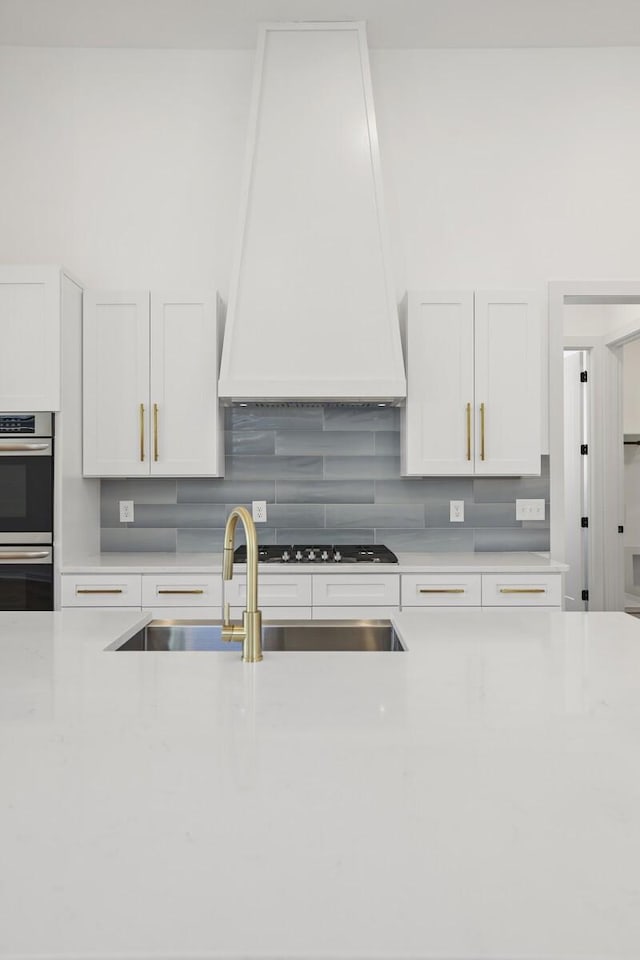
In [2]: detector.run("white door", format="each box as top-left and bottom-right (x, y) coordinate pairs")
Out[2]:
(563, 350), (588, 610)
(83, 291), (150, 476)
(401, 292), (474, 475)
(474, 291), (541, 475)
(0, 266), (61, 410)
(150, 294), (223, 476)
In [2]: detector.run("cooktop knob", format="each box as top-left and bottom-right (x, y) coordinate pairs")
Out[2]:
(282, 551), (290, 562)
(334, 550), (342, 562)
(295, 550), (303, 561)
(308, 550), (316, 561)
(321, 550), (329, 561)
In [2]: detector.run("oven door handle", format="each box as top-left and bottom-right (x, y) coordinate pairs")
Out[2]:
(0, 442), (51, 452)
(0, 550), (52, 562)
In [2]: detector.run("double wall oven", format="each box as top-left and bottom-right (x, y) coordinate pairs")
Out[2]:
(0, 413), (54, 610)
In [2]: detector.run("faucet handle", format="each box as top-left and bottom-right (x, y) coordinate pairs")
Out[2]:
(223, 601), (231, 626)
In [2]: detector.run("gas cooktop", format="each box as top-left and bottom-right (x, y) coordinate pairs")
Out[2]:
(233, 544), (399, 564)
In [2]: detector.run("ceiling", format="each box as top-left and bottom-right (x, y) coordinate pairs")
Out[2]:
(2, 0), (640, 49)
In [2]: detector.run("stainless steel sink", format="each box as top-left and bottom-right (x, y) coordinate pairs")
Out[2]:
(114, 619), (404, 652)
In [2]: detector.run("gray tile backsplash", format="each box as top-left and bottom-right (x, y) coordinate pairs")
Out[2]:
(101, 406), (550, 553)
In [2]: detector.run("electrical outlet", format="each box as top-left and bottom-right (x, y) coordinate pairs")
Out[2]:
(252, 500), (267, 523)
(516, 498), (545, 521)
(450, 500), (464, 522)
(119, 500), (134, 523)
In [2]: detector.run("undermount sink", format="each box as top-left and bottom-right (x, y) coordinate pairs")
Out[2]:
(113, 619), (404, 653)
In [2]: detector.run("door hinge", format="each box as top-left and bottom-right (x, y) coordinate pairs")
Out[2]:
(580, 444), (588, 455)
(581, 517), (589, 528)
(581, 589), (589, 602)
(580, 370), (588, 382)
(619, 525), (625, 534)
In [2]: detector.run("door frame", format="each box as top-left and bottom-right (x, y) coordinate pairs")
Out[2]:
(562, 346), (591, 610)
(550, 280), (640, 610)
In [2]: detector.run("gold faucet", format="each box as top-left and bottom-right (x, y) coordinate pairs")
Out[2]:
(221, 506), (263, 662)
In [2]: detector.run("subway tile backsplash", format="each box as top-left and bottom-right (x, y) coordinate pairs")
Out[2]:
(101, 406), (550, 553)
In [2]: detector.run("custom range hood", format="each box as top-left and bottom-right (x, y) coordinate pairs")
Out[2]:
(218, 21), (406, 404)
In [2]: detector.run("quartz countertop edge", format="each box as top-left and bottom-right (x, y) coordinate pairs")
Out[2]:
(1, 607), (639, 960)
(61, 550), (568, 574)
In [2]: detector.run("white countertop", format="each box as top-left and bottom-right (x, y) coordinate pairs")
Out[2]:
(61, 550), (568, 574)
(1, 608), (638, 959)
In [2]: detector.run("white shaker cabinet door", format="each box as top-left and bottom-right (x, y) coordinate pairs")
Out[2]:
(401, 292), (475, 475)
(83, 291), (150, 476)
(474, 291), (541, 476)
(150, 294), (223, 476)
(0, 266), (61, 411)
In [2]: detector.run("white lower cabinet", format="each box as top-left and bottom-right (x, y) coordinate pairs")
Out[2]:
(61, 574), (142, 607)
(230, 606), (312, 621)
(482, 573), (562, 607)
(223, 574), (312, 609)
(142, 574), (221, 608)
(313, 574), (399, 608)
(61, 568), (562, 616)
(402, 573), (482, 607)
(313, 606), (398, 620)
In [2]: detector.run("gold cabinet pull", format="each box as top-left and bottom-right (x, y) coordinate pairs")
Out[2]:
(420, 588), (465, 594)
(157, 589), (205, 595)
(499, 588), (546, 594)
(153, 403), (159, 462)
(480, 402), (486, 461)
(77, 588), (124, 595)
(466, 402), (471, 461)
(139, 403), (145, 462)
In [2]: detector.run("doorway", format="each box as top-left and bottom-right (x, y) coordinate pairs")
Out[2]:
(550, 282), (640, 611)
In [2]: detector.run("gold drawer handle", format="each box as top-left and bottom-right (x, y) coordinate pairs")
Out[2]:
(157, 589), (205, 595)
(420, 588), (465, 594)
(77, 588), (124, 595)
(466, 402), (471, 461)
(499, 588), (546, 594)
(153, 403), (159, 462)
(480, 402), (486, 461)
(139, 403), (145, 462)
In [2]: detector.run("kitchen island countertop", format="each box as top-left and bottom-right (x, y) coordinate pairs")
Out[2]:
(0, 607), (637, 959)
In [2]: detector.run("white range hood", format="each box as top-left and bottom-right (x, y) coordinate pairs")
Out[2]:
(218, 21), (406, 404)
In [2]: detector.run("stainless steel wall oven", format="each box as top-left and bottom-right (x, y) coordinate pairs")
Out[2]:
(0, 413), (54, 610)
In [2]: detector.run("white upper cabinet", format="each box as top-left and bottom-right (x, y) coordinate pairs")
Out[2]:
(401, 292), (475, 475)
(402, 290), (541, 476)
(0, 266), (62, 410)
(474, 292), (541, 475)
(83, 291), (223, 477)
(83, 291), (149, 476)
(150, 294), (222, 476)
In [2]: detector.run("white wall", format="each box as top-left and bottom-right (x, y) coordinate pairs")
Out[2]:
(1, 45), (640, 293)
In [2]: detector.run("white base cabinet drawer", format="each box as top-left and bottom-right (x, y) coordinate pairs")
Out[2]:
(62, 575), (142, 607)
(147, 606), (220, 620)
(481, 606), (560, 613)
(224, 574), (312, 607)
(230, 605), (312, 621)
(142, 574), (221, 607)
(312, 605), (398, 620)
(402, 574), (481, 607)
(482, 574), (562, 606)
(313, 574), (399, 607)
